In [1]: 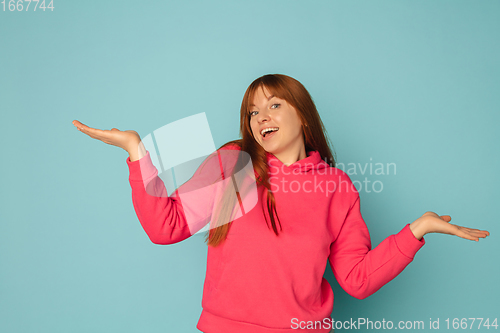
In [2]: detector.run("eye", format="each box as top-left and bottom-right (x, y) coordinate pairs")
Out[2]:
(249, 111), (258, 116)
(271, 103), (280, 109)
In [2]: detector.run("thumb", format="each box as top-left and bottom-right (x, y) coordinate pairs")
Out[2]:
(440, 215), (452, 222)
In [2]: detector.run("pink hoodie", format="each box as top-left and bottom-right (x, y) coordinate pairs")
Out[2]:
(126, 143), (425, 333)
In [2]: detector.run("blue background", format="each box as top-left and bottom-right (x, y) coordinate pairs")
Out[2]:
(1, 1), (498, 332)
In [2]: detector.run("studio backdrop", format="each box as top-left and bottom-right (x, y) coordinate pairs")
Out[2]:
(0, 1), (498, 332)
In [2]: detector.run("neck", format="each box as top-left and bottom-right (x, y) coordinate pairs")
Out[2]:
(272, 145), (307, 166)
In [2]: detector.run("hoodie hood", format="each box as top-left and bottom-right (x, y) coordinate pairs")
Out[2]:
(266, 150), (329, 173)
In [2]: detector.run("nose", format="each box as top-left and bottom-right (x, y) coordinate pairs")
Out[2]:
(257, 109), (270, 124)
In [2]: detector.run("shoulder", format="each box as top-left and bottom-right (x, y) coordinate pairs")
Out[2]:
(217, 140), (242, 152)
(324, 167), (360, 200)
(333, 167), (353, 182)
(321, 165), (353, 183)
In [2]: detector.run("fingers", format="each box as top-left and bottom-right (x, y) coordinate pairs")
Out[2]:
(72, 120), (88, 130)
(435, 214), (490, 240)
(455, 225), (490, 241)
(73, 120), (92, 133)
(456, 225), (490, 235)
(435, 214), (490, 238)
(467, 229), (490, 238)
(72, 120), (98, 132)
(72, 120), (109, 140)
(452, 226), (479, 241)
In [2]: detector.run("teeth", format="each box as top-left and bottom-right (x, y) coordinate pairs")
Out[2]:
(261, 127), (279, 136)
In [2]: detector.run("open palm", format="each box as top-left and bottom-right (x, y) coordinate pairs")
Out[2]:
(420, 211), (490, 241)
(72, 120), (141, 152)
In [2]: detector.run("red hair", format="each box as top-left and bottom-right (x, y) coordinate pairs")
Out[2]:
(206, 74), (337, 247)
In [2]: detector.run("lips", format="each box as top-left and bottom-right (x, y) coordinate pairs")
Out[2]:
(261, 126), (279, 136)
(262, 129), (278, 141)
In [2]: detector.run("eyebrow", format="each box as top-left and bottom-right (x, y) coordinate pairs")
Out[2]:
(249, 95), (275, 107)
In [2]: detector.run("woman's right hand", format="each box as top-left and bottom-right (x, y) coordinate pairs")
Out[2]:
(72, 120), (143, 158)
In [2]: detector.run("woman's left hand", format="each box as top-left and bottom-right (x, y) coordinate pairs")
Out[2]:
(409, 211), (490, 241)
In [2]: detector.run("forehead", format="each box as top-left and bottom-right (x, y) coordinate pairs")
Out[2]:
(249, 85), (277, 107)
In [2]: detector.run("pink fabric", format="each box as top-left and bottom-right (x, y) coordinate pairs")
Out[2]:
(126, 144), (425, 333)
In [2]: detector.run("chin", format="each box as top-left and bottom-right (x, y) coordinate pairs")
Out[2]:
(261, 145), (279, 154)
(257, 139), (280, 154)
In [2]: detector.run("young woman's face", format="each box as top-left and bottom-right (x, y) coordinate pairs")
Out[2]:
(249, 85), (305, 156)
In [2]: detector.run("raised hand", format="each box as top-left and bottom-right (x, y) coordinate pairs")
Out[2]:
(410, 211), (490, 241)
(72, 120), (141, 152)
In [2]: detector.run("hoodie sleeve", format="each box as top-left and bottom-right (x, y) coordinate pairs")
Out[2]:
(126, 150), (197, 244)
(126, 144), (243, 245)
(327, 172), (425, 299)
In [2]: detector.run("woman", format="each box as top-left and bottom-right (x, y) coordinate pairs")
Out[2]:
(72, 74), (489, 333)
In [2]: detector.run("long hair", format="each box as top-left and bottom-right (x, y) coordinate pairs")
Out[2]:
(205, 74), (337, 247)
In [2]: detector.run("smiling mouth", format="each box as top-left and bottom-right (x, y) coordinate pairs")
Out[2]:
(261, 128), (279, 138)
(262, 128), (279, 140)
